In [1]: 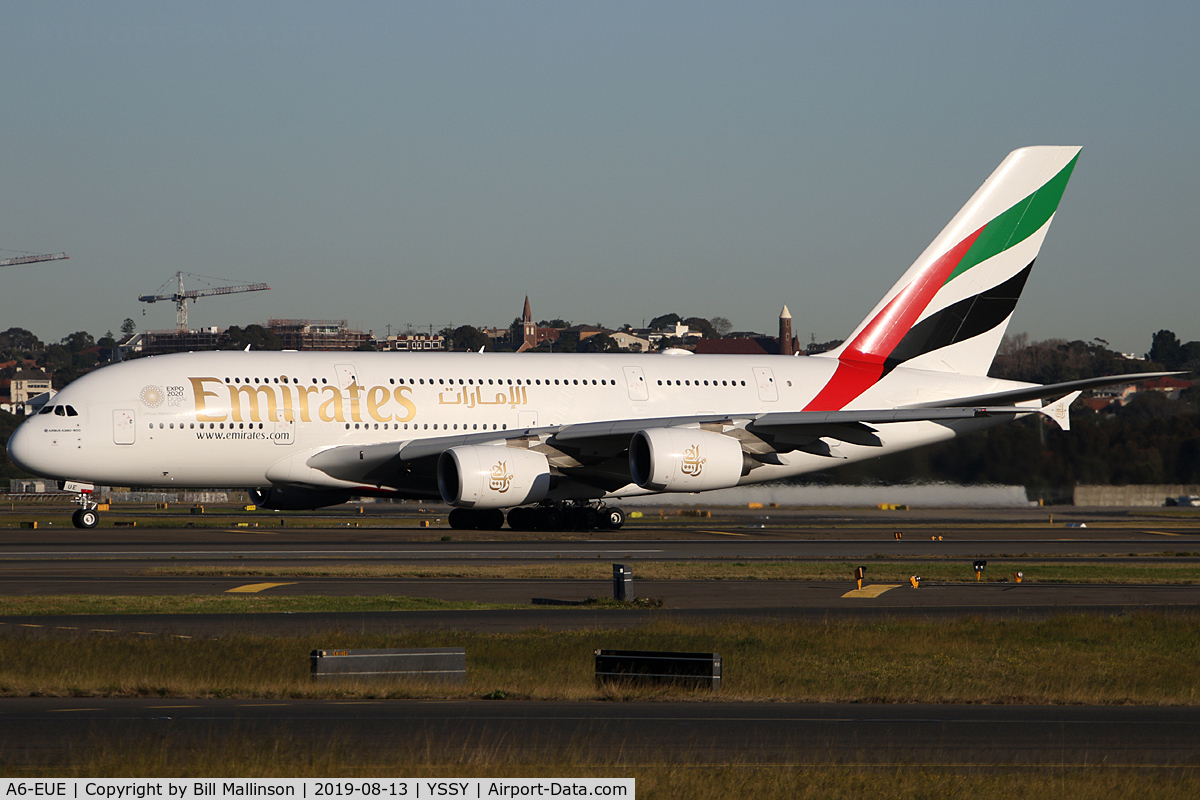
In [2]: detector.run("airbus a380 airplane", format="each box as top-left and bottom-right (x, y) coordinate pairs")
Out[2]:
(8, 146), (1173, 529)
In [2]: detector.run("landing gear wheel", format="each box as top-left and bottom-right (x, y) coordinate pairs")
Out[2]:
(72, 508), (99, 529)
(566, 506), (595, 531)
(480, 508), (505, 530)
(601, 507), (625, 530)
(535, 506), (564, 531)
(507, 507), (535, 531)
(448, 508), (471, 530)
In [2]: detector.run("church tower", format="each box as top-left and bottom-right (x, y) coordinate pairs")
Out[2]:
(520, 296), (537, 352)
(779, 305), (795, 356)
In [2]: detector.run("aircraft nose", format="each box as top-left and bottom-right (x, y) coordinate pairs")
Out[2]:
(6, 419), (44, 476)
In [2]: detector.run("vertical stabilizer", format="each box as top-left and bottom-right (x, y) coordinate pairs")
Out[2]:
(807, 146), (1080, 411)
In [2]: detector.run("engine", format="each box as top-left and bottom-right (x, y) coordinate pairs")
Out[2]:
(437, 446), (552, 509)
(629, 427), (748, 493)
(249, 487), (352, 511)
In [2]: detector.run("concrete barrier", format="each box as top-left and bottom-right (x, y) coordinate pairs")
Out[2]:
(311, 648), (466, 682)
(1073, 485), (1200, 507)
(595, 649), (721, 690)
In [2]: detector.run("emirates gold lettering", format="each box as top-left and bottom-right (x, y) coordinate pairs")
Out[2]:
(366, 385), (392, 421)
(347, 382), (364, 422)
(681, 444), (706, 477)
(188, 377), (227, 423)
(392, 386), (416, 422)
(188, 377), (422, 425)
(490, 461), (514, 493)
(318, 386), (344, 422)
(230, 384), (278, 423)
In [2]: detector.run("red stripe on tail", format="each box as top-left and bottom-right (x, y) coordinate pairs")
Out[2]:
(804, 227), (983, 411)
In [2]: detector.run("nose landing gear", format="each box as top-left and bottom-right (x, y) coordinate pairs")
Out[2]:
(65, 481), (100, 528)
(71, 507), (99, 529)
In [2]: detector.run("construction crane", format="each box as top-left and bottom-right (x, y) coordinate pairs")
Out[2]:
(0, 252), (69, 268)
(138, 271), (270, 332)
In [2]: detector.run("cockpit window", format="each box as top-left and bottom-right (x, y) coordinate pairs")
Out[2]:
(38, 405), (54, 415)
(55, 406), (66, 416)
(65, 406), (78, 416)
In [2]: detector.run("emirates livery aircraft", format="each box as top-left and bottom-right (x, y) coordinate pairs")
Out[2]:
(8, 146), (1170, 529)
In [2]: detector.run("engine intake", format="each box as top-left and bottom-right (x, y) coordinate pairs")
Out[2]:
(437, 446), (552, 509)
(630, 427), (748, 492)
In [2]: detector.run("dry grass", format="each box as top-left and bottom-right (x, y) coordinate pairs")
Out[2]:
(2, 614), (1200, 704)
(0, 594), (524, 616)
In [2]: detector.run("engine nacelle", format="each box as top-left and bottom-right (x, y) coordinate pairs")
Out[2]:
(249, 487), (352, 511)
(630, 427), (747, 492)
(437, 446), (552, 509)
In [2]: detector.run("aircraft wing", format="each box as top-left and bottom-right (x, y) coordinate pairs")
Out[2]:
(296, 372), (1178, 489)
(903, 372), (1182, 409)
(297, 406), (1049, 488)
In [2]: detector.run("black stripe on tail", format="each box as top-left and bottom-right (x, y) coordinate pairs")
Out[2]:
(882, 262), (1033, 374)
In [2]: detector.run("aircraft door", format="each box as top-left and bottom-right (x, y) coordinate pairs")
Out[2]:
(753, 367), (779, 402)
(334, 363), (358, 390)
(113, 409), (135, 445)
(273, 416), (295, 445)
(622, 366), (649, 401)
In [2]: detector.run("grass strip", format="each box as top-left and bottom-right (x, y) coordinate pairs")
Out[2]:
(0, 594), (527, 616)
(2, 615), (1200, 705)
(142, 560), (1200, 583)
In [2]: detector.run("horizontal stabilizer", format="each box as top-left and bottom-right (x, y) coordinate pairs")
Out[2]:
(1037, 391), (1081, 431)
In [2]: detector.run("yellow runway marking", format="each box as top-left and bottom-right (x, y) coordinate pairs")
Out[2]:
(19, 624), (42, 628)
(91, 629), (116, 633)
(699, 530), (749, 537)
(842, 584), (900, 598)
(225, 529), (280, 535)
(1145, 530), (1182, 537)
(225, 582), (298, 593)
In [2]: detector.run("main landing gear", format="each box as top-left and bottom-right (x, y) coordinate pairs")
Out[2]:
(505, 502), (625, 532)
(445, 502), (626, 531)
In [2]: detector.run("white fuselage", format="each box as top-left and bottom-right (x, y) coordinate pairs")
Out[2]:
(7, 350), (1027, 496)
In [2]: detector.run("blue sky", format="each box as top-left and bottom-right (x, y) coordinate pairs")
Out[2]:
(2, 2), (1196, 354)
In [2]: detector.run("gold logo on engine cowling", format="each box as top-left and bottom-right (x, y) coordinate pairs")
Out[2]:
(490, 461), (514, 493)
(681, 444), (706, 477)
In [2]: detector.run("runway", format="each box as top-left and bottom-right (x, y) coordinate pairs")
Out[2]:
(3, 697), (1199, 768)
(2, 505), (1199, 617)
(3, 504), (1199, 770)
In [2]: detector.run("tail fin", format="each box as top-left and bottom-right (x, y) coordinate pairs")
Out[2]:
(808, 146), (1080, 409)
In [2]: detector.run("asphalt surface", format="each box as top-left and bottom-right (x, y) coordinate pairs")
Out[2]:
(4, 697), (1199, 768)
(3, 504), (1200, 770)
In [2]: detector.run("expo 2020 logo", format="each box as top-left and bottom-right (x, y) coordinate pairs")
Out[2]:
(139, 385), (165, 408)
